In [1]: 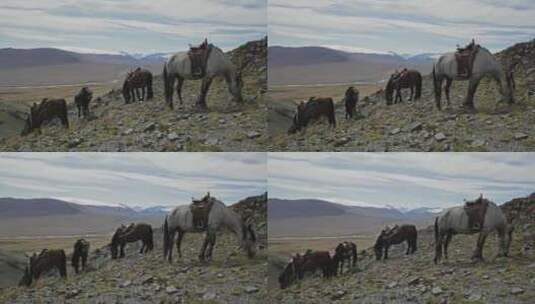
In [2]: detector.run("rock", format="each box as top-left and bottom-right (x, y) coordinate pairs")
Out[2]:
(66, 289), (80, 299)
(68, 138), (83, 148)
(407, 277), (421, 286)
(514, 132), (528, 140)
(123, 128), (134, 135)
(391, 128), (401, 135)
(247, 131), (261, 139)
(205, 138), (220, 146)
(166, 286), (179, 294)
(141, 276), (154, 285)
(387, 281), (398, 289)
(203, 292), (216, 300)
(471, 139), (485, 148)
(467, 292), (482, 301)
(218, 119), (226, 124)
(244, 286), (259, 294)
(331, 290), (346, 300)
(431, 286), (443, 295)
(335, 137), (351, 147)
(167, 132), (179, 141)
(407, 122), (423, 132)
(119, 280), (132, 288)
(435, 133), (446, 141)
(217, 273), (224, 278)
(143, 122), (157, 132)
(511, 287), (524, 295)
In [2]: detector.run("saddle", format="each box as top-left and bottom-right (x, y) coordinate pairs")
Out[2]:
(464, 195), (489, 231)
(455, 40), (480, 79)
(188, 39), (212, 78)
(190, 193), (214, 230)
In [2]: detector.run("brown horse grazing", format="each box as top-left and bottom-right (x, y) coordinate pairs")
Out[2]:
(72, 239), (90, 274)
(122, 68), (154, 104)
(19, 249), (67, 286)
(21, 98), (69, 136)
(294, 250), (336, 279)
(385, 70), (422, 105)
(333, 241), (357, 275)
(344, 86), (359, 119)
(74, 87), (93, 118)
(288, 97), (336, 134)
(110, 223), (154, 259)
(374, 224), (417, 260)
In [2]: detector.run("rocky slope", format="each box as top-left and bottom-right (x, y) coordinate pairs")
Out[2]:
(269, 39), (535, 152)
(269, 196), (535, 303)
(0, 193), (268, 303)
(0, 38), (267, 152)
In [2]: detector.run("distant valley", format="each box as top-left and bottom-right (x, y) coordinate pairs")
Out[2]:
(268, 198), (438, 238)
(268, 46), (436, 86)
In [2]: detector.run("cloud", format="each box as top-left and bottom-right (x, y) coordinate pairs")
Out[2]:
(0, 153), (266, 207)
(0, 0), (266, 53)
(269, 0), (535, 54)
(268, 153), (535, 209)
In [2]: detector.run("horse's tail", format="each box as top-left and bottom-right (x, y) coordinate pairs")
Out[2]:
(163, 216), (169, 258)
(329, 98), (336, 127)
(352, 244), (357, 267)
(432, 65), (437, 93)
(415, 72), (422, 100)
(413, 227), (418, 252)
(148, 226), (154, 251)
(434, 217), (438, 244)
(147, 73), (154, 100)
(163, 64), (169, 103)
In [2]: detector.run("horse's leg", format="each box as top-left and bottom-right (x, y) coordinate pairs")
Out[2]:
(444, 78), (452, 107)
(464, 76), (481, 109)
(443, 232), (452, 260)
(496, 225), (507, 257)
(120, 243), (125, 258)
(207, 232), (216, 261)
(472, 232), (488, 261)
(141, 87), (145, 102)
(384, 245), (389, 259)
(199, 231), (210, 261)
(434, 233), (443, 264)
(406, 240), (410, 255)
(409, 86), (413, 101)
(196, 77), (213, 110)
(167, 230), (176, 263)
(176, 229), (184, 258)
(176, 77), (184, 105)
(139, 242), (145, 254)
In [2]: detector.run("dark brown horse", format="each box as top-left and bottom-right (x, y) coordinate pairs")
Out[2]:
(72, 239), (90, 274)
(333, 241), (357, 274)
(122, 68), (154, 104)
(110, 223), (154, 259)
(295, 250), (336, 279)
(74, 87), (93, 118)
(288, 97), (336, 134)
(344, 86), (359, 119)
(21, 98), (69, 136)
(385, 70), (422, 104)
(19, 249), (67, 286)
(374, 224), (417, 260)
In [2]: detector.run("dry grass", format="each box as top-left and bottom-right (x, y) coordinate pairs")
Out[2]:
(269, 234), (376, 258)
(269, 83), (382, 105)
(0, 235), (110, 256)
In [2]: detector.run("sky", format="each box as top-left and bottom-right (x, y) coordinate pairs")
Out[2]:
(0, 0), (266, 54)
(269, 0), (535, 55)
(268, 153), (535, 210)
(0, 153), (266, 208)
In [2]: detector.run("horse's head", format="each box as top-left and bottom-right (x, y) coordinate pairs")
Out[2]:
(122, 79), (131, 104)
(241, 222), (257, 258)
(18, 265), (32, 287)
(20, 113), (32, 136)
(287, 101), (306, 134)
(110, 227), (124, 259)
(373, 233), (385, 260)
(278, 258), (296, 289)
(385, 77), (394, 104)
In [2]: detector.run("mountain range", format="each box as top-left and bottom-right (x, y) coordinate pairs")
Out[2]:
(0, 47), (167, 86)
(268, 198), (439, 238)
(268, 46), (437, 86)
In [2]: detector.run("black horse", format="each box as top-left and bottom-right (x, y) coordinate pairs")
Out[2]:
(110, 223), (154, 259)
(72, 239), (90, 274)
(74, 87), (93, 118)
(333, 241), (357, 274)
(19, 249), (67, 286)
(385, 70), (422, 104)
(374, 224), (417, 260)
(344, 86), (359, 119)
(122, 68), (154, 104)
